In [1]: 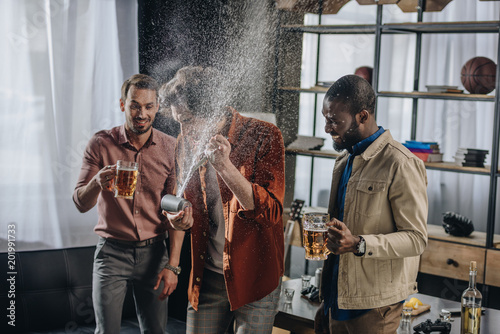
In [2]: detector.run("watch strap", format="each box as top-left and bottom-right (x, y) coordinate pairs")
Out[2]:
(164, 263), (181, 275)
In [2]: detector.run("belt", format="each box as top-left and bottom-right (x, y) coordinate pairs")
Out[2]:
(105, 233), (167, 248)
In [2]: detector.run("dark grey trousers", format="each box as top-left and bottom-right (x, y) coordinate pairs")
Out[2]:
(92, 237), (168, 334)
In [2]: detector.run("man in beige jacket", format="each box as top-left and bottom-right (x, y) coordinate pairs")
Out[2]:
(314, 75), (428, 334)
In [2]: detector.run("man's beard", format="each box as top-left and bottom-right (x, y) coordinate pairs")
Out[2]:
(129, 118), (152, 135)
(332, 121), (364, 152)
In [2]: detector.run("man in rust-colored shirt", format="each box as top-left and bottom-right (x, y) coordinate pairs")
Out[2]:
(161, 66), (285, 333)
(73, 74), (184, 334)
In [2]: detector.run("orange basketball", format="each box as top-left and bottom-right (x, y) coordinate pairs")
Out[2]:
(460, 57), (497, 94)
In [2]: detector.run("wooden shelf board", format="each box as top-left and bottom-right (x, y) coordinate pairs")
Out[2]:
(280, 88), (496, 101)
(427, 224), (500, 248)
(382, 21), (500, 34)
(378, 91), (495, 101)
(424, 162), (490, 175)
(285, 148), (340, 159)
(281, 21), (500, 35)
(280, 86), (329, 93)
(281, 24), (376, 34)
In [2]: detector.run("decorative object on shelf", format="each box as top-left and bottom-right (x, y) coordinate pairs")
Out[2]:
(354, 66), (373, 85)
(275, 0), (350, 14)
(453, 148), (489, 167)
(403, 140), (442, 162)
(397, 0), (453, 12)
(316, 81), (335, 88)
(442, 211), (474, 237)
(356, 0), (400, 5)
(286, 135), (325, 150)
(461, 56), (497, 94)
(425, 85), (463, 94)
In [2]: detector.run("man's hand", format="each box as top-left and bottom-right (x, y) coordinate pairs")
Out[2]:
(95, 164), (116, 191)
(163, 206), (193, 230)
(154, 268), (178, 301)
(326, 219), (360, 255)
(314, 302), (329, 334)
(205, 134), (231, 172)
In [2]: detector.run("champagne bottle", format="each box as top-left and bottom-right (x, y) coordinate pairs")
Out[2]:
(461, 261), (482, 334)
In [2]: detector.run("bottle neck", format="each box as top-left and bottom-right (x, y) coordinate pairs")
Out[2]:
(469, 270), (477, 288)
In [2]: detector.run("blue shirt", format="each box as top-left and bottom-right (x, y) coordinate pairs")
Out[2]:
(324, 126), (385, 321)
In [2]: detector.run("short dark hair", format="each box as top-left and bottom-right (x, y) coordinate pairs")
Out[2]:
(160, 66), (221, 119)
(121, 74), (159, 102)
(325, 75), (375, 117)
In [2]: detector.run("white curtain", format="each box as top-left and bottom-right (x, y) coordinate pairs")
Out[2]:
(0, 0), (138, 251)
(295, 0), (500, 236)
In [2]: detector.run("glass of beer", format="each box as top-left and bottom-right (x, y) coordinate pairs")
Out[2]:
(303, 212), (330, 260)
(114, 160), (139, 199)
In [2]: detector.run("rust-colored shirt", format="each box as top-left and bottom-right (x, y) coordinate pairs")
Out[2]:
(178, 108), (285, 311)
(73, 125), (176, 241)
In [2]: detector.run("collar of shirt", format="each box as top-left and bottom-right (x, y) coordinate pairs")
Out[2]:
(116, 124), (156, 150)
(347, 126), (385, 157)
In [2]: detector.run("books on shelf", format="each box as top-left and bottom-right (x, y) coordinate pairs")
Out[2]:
(316, 81), (335, 88)
(453, 147), (489, 168)
(286, 135), (325, 151)
(403, 141), (443, 162)
(425, 85), (463, 94)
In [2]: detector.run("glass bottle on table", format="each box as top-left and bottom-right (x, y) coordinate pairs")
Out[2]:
(461, 260), (482, 334)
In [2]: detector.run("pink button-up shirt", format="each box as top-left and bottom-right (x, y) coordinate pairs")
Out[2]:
(73, 125), (176, 241)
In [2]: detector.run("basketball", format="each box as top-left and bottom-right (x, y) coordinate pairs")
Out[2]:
(460, 57), (497, 94)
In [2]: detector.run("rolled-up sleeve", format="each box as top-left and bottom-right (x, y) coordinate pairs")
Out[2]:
(236, 125), (285, 228)
(72, 136), (102, 212)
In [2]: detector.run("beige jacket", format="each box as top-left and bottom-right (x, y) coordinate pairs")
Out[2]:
(321, 130), (428, 309)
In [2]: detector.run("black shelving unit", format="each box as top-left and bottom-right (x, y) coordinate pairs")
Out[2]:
(275, 0), (500, 307)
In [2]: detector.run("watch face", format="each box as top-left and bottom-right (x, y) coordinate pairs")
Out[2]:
(359, 242), (365, 253)
(358, 238), (366, 254)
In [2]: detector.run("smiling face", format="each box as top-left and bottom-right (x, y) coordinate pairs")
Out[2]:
(121, 86), (158, 136)
(323, 98), (364, 152)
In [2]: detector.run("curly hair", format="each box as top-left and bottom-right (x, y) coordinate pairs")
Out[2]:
(160, 66), (222, 119)
(324, 75), (375, 116)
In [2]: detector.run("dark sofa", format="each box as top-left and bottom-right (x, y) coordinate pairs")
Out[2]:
(0, 246), (186, 334)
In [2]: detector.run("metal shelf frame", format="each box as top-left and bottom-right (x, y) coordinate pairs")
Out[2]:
(275, 0), (500, 265)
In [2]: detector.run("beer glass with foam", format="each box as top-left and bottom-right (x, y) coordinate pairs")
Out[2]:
(114, 160), (139, 199)
(303, 212), (330, 260)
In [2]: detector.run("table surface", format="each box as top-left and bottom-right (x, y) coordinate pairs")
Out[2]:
(275, 278), (500, 334)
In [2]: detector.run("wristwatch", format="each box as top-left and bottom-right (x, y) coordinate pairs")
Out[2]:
(164, 264), (181, 275)
(355, 236), (366, 257)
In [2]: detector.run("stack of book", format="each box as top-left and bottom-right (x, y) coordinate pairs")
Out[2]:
(453, 148), (489, 167)
(403, 141), (443, 162)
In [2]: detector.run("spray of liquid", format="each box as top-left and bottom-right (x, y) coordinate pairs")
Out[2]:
(155, 1), (279, 198)
(176, 152), (208, 198)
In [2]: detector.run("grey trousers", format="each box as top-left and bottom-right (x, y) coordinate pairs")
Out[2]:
(186, 268), (281, 334)
(92, 237), (168, 334)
